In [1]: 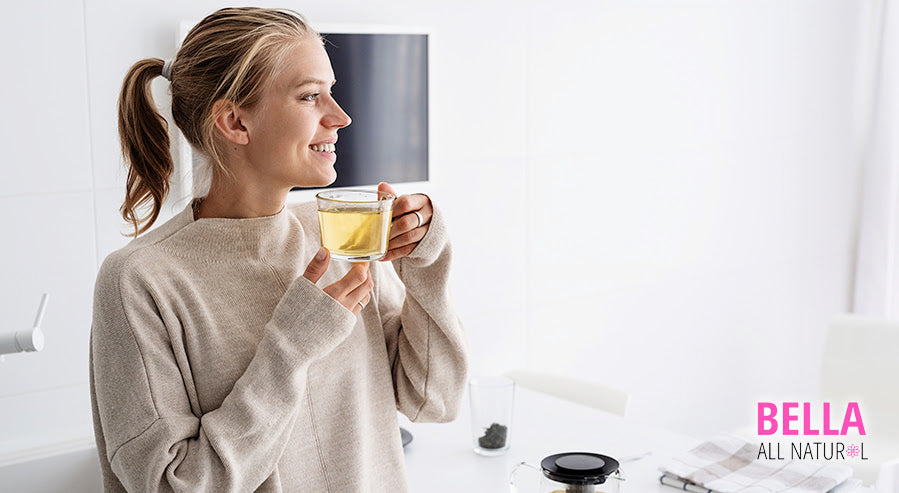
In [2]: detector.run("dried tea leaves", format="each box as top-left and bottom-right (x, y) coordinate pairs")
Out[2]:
(478, 422), (508, 449)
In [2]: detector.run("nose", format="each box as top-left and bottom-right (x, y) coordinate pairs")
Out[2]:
(324, 95), (352, 129)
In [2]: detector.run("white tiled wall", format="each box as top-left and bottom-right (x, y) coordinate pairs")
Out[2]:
(0, 0), (874, 459)
(0, 1), (93, 197)
(0, 193), (96, 395)
(0, 0), (99, 456)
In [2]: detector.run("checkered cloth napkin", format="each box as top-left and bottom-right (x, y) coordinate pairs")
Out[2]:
(659, 434), (854, 493)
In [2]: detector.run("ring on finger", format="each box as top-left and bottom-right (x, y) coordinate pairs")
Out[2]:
(412, 211), (424, 228)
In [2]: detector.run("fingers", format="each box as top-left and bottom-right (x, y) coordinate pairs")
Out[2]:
(389, 195), (432, 239)
(373, 191), (434, 262)
(380, 243), (418, 263)
(381, 224), (427, 262)
(377, 183), (431, 229)
(306, 247), (374, 315)
(303, 247), (330, 283)
(346, 277), (373, 314)
(378, 181), (398, 197)
(390, 193), (431, 221)
(387, 225), (428, 251)
(322, 262), (373, 315)
(358, 292), (372, 309)
(377, 184), (435, 262)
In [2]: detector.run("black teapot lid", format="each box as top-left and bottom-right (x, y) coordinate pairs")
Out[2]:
(541, 452), (620, 485)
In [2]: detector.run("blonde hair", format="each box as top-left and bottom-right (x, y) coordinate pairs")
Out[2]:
(117, 7), (319, 236)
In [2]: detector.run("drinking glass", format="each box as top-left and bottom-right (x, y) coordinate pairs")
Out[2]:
(469, 376), (515, 456)
(316, 190), (395, 262)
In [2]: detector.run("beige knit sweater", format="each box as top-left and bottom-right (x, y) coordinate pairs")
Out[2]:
(89, 199), (468, 492)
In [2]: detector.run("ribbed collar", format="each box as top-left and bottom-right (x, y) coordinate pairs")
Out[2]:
(161, 199), (302, 261)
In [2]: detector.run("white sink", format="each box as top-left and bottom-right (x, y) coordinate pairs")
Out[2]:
(0, 442), (101, 492)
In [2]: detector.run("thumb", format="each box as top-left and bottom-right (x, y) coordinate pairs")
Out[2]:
(303, 247), (330, 284)
(378, 182), (398, 197)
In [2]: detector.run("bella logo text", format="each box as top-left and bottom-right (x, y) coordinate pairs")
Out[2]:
(756, 402), (868, 461)
(757, 402), (866, 435)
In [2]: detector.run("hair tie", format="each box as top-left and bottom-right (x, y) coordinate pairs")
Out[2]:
(161, 58), (174, 81)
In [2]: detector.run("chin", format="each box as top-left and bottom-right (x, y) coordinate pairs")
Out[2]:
(312, 173), (337, 188)
(319, 168), (338, 187)
(291, 169), (337, 188)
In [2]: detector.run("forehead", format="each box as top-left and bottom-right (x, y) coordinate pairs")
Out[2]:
(275, 36), (335, 89)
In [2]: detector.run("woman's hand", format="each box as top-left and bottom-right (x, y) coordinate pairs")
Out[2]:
(378, 182), (432, 262)
(304, 247), (372, 315)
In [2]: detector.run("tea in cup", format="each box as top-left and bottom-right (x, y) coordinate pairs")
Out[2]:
(316, 189), (395, 262)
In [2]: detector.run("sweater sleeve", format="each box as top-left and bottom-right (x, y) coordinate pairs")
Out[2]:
(378, 205), (470, 423)
(90, 251), (356, 492)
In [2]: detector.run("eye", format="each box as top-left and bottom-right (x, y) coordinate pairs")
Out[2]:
(300, 93), (319, 102)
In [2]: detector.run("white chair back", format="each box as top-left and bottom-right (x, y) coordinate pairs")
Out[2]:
(822, 314), (899, 440)
(504, 370), (631, 417)
(822, 314), (899, 484)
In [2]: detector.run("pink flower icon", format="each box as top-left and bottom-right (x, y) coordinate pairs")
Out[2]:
(847, 444), (860, 458)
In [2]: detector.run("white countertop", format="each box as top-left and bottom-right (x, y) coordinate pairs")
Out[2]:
(399, 385), (702, 492)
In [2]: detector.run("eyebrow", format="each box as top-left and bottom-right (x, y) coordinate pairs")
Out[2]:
(294, 78), (337, 88)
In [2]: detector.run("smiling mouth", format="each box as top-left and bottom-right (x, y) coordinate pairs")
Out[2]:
(310, 143), (335, 152)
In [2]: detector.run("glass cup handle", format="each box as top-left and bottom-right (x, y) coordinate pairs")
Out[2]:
(509, 461), (542, 493)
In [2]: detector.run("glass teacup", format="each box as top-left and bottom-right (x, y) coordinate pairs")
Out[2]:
(316, 189), (395, 262)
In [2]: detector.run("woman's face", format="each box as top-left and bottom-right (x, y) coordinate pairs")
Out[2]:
(239, 36), (351, 189)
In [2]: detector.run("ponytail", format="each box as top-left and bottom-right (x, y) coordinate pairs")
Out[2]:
(118, 58), (173, 237)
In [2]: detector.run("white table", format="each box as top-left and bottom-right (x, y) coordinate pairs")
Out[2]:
(399, 386), (701, 492)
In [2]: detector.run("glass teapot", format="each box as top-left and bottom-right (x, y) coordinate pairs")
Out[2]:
(510, 452), (625, 493)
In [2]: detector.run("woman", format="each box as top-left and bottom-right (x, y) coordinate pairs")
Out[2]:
(90, 7), (468, 492)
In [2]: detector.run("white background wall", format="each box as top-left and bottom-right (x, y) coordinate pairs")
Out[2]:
(0, 0), (877, 458)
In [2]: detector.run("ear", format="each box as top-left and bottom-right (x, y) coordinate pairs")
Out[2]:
(211, 99), (249, 145)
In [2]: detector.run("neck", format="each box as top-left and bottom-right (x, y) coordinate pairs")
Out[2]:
(196, 174), (290, 219)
